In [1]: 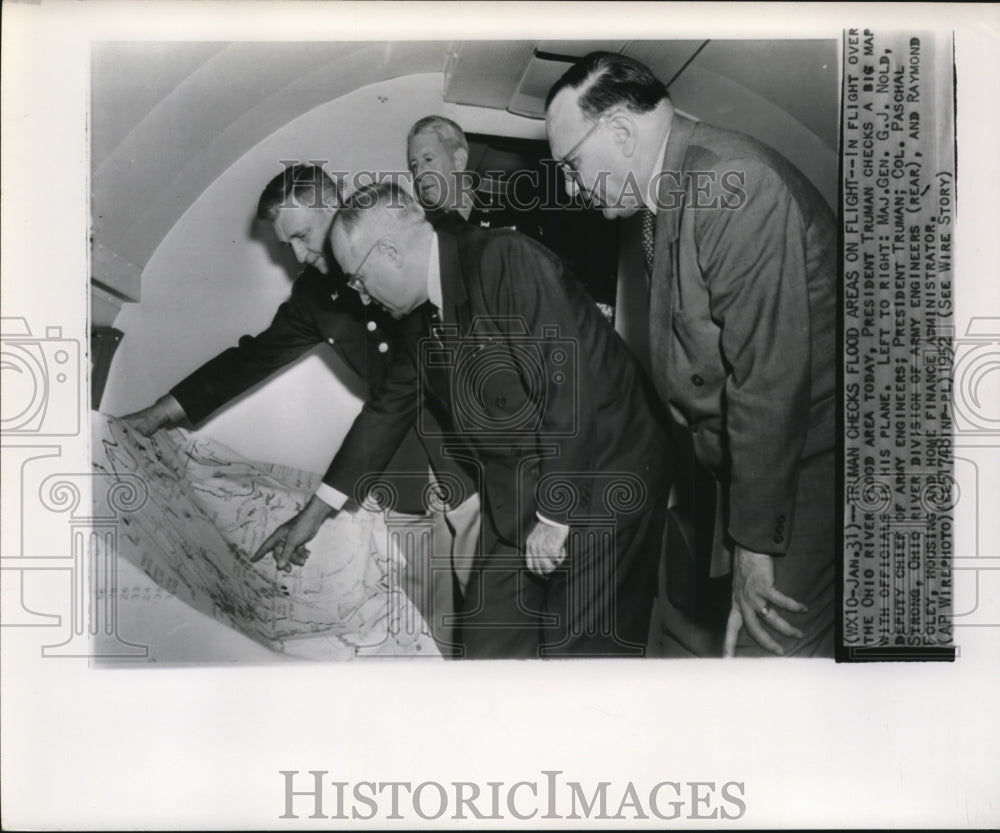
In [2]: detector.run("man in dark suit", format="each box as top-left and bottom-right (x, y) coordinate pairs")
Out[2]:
(123, 164), (476, 655)
(257, 181), (670, 658)
(545, 53), (836, 657)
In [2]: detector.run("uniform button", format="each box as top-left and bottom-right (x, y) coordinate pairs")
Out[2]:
(327, 337), (336, 345)
(774, 534), (784, 544)
(378, 342), (389, 353)
(777, 515), (786, 523)
(691, 374), (704, 386)
(367, 320), (377, 332)
(495, 396), (507, 409)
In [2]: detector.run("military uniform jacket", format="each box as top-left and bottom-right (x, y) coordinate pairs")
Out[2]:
(169, 265), (466, 512)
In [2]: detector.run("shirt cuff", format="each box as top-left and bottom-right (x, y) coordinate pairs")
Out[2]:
(315, 483), (349, 510)
(160, 394), (187, 424)
(536, 511), (569, 530)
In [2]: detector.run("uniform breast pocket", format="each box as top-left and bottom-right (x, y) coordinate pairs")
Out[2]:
(670, 307), (727, 424)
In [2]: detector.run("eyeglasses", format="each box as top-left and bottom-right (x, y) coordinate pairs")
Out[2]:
(553, 110), (621, 181)
(343, 236), (385, 302)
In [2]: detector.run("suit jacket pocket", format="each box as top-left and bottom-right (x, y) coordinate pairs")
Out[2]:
(670, 307), (727, 471)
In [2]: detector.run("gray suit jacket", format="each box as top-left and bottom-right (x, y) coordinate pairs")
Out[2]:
(648, 114), (836, 571)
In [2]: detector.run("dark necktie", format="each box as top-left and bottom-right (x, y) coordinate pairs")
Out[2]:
(412, 301), (451, 404)
(428, 304), (443, 338)
(639, 206), (657, 279)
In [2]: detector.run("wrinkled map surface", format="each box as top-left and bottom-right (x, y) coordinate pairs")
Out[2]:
(92, 414), (439, 660)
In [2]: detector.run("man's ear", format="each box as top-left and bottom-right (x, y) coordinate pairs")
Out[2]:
(381, 237), (404, 267)
(609, 113), (639, 158)
(327, 226), (344, 256)
(453, 146), (469, 173)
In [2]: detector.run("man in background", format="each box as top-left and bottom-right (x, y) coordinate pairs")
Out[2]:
(123, 164), (476, 656)
(407, 115), (544, 240)
(408, 114), (618, 328)
(406, 115), (476, 227)
(545, 52), (836, 657)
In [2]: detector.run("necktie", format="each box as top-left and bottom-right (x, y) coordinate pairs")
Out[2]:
(415, 302), (451, 404)
(424, 302), (445, 345)
(639, 206), (657, 279)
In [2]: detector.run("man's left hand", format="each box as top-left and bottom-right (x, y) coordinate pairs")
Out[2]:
(525, 521), (569, 576)
(723, 545), (808, 656)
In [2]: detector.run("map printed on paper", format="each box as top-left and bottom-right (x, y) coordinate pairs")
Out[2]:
(91, 414), (440, 660)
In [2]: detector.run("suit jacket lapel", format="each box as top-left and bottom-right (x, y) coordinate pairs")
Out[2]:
(436, 229), (469, 329)
(653, 113), (697, 248)
(649, 114), (697, 402)
(417, 229), (469, 407)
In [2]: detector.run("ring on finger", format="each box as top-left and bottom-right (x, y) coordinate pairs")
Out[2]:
(757, 603), (771, 618)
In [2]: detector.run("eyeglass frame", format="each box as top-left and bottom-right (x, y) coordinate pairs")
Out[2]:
(552, 109), (624, 182)
(343, 235), (387, 300)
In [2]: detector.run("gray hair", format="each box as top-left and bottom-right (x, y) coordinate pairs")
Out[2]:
(332, 181), (426, 242)
(406, 115), (469, 155)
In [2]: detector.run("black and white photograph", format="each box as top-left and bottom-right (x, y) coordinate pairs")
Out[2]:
(88, 35), (843, 663)
(2, 2), (998, 828)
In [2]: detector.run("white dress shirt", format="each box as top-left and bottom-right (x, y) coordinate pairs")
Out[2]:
(645, 124), (672, 214)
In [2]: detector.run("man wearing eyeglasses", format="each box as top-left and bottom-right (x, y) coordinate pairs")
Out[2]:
(545, 53), (836, 658)
(256, 181), (671, 658)
(122, 164), (475, 656)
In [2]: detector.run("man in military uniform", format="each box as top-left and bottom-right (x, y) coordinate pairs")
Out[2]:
(124, 164), (476, 655)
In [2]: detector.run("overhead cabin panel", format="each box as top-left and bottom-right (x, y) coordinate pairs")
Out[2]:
(443, 41), (536, 109)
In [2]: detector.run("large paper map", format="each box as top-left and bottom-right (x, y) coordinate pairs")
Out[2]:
(91, 414), (440, 660)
